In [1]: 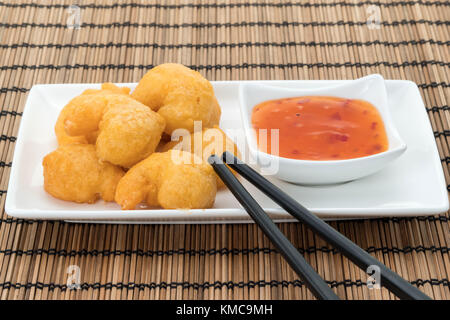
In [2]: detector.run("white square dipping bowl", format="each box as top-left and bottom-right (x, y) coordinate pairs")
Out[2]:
(239, 74), (407, 185)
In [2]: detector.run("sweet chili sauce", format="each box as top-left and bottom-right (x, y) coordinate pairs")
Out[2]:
(251, 96), (389, 160)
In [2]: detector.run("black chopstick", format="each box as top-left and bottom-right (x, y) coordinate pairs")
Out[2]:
(209, 155), (339, 300)
(221, 151), (431, 300)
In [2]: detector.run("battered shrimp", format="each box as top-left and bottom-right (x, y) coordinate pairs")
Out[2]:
(131, 63), (221, 135)
(43, 144), (125, 203)
(161, 126), (240, 188)
(63, 92), (166, 168)
(115, 150), (217, 210)
(55, 83), (130, 146)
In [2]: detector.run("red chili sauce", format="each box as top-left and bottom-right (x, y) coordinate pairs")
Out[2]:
(251, 96), (389, 160)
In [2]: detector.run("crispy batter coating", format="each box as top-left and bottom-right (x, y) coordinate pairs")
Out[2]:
(95, 95), (166, 168)
(47, 67), (225, 210)
(161, 126), (240, 188)
(43, 144), (125, 204)
(63, 89), (166, 168)
(55, 83), (130, 146)
(131, 63), (221, 135)
(115, 150), (217, 210)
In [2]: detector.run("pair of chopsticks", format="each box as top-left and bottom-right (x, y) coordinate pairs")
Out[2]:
(208, 152), (431, 300)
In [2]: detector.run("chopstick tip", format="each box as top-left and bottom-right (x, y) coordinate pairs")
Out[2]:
(221, 151), (242, 165)
(207, 154), (222, 165)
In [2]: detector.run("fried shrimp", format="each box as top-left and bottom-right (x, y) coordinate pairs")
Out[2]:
(63, 90), (166, 168)
(161, 126), (240, 188)
(55, 83), (130, 146)
(43, 144), (125, 203)
(131, 63), (221, 135)
(44, 64), (226, 211)
(115, 150), (217, 210)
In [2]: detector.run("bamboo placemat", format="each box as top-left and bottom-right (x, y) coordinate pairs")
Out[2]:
(0, 0), (448, 300)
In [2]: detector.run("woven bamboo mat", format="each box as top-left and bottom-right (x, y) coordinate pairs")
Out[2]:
(0, 0), (448, 300)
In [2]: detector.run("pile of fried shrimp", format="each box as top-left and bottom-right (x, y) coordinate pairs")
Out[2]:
(42, 63), (240, 210)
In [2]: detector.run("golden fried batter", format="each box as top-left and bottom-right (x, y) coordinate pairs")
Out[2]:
(161, 126), (240, 188)
(115, 150), (217, 210)
(55, 83), (130, 146)
(43, 144), (125, 203)
(131, 63), (221, 135)
(95, 95), (166, 168)
(63, 91), (166, 168)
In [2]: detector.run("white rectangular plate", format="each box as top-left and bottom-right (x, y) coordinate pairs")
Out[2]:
(5, 80), (448, 223)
